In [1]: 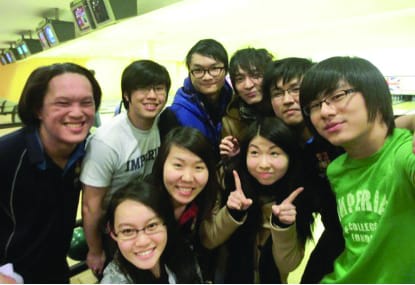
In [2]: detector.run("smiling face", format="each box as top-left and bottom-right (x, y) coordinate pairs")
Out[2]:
(246, 135), (289, 185)
(310, 82), (371, 149)
(163, 144), (209, 207)
(188, 53), (226, 102)
(125, 85), (167, 130)
(111, 199), (167, 277)
(234, 66), (263, 105)
(271, 78), (303, 126)
(37, 72), (95, 152)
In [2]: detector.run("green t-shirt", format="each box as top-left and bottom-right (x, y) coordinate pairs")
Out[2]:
(322, 128), (415, 283)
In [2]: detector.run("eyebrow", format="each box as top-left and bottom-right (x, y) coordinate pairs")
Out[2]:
(117, 216), (159, 228)
(272, 82), (300, 90)
(248, 143), (279, 151)
(191, 63), (221, 68)
(171, 156), (204, 164)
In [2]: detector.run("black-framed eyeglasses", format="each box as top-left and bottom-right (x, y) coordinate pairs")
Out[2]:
(136, 85), (167, 95)
(271, 86), (300, 100)
(190, 66), (225, 79)
(114, 221), (166, 241)
(303, 88), (357, 116)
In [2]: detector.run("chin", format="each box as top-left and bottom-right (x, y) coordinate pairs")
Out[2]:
(201, 87), (219, 95)
(179, 197), (194, 206)
(142, 258), (158, 268)
(247, 97), (261, 105)
(285, 117), (302, 126)
(134, 260), (158, 271)
(256, 177), (277, 186)
(324, 135), (347, 147)
(60, 133), (89, 146)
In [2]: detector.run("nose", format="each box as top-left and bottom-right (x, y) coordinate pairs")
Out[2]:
(134, 230), (151, 245)
(201, 71), (213, 79)
(243, 77), (255, 89)
(181, 168), (194, 182)
(258, 154), (271, 168)
(69, 103), (84, 117)
(282, 92), (294, 104)
(146, 88), (157, 98)
(320, 101), (336, 117)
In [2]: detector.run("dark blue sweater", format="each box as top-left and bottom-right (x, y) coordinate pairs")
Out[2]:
(0, 127), (85, 283)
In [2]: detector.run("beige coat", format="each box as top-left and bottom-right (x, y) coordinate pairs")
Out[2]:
(200, 199), (305, 283)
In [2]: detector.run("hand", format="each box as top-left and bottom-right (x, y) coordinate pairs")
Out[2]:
(220, 136), (240, 158)
(86, 250), (106, 276)
(227, 170), (253, 211)
(271, 187), (303, 226)
(0, 273), (17, 284)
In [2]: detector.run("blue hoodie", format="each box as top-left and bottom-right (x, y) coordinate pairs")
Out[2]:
(168, 77), (233, 151)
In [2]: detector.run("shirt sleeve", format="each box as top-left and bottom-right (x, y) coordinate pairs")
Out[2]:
(270, 217), (305, 280)
(199, 197), (245, 249)
(80, 137), (118, 188)
(396, 131), (415, 187)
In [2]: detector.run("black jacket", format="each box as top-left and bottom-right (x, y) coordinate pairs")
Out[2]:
(0, 127), (85, 283)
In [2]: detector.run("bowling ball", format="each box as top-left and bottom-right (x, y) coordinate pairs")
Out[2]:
(68, 226), (88, 261)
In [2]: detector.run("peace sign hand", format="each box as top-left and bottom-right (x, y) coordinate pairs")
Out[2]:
(227, 170), (253, 211)
(271, 187), (303, 226)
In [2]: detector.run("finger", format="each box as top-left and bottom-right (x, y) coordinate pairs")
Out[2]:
(227, 194), (244, 210)
(227, 201), (241, 210)
(220, 141), (233, 150)
(242, 198), (253, 209)
(233, 170), (243, 194)
(221, 136), (234, 148)
(277, 206), (297, 216)
(278, 209), (297, 224)
(284, 187), (304, 204)
(231, 137), (240, 147)
(220, 143), (234, 152)
(228, 192), (240, 204)
(272, 204), (280, 216)
(219, 140), (228, 149)
(223, 135), (234, 142)
(0, 273), (17, 284)
(272, 204), (296, 225)
(220, 147), (232, 156)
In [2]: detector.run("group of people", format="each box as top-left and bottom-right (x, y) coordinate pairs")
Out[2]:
(0, 38), (414, 284)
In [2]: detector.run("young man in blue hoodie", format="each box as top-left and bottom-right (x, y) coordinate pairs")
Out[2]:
(159, 39), (233, 161)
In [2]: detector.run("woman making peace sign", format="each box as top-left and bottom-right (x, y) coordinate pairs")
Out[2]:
(200, 117), (314, 283)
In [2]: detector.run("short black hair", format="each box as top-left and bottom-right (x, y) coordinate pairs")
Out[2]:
(229, 47), (274, 95)
(300, 56), (395, 137)
(121, 60), (171, 109)
(18, 63), (102, 127)
(185, 38), (228, 72)
(262, 57), (314, 103)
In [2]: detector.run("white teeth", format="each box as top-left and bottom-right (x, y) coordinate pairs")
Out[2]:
(177, 187), (192, 193)
(137, 249), (153, 256)
(66, 123), (82, 127)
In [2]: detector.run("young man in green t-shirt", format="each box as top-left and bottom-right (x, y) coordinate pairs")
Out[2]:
(300, 56), (415, 283)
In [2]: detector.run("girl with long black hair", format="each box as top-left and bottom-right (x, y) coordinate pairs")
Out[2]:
(201, 117), (314, 283)
(101, 180), (202, 283)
